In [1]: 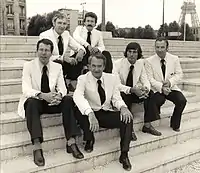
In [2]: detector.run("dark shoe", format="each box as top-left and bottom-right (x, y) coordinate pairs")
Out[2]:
(84, 140), (94, 153)
(170, 124), (180, 132)
(131, 132), (137, 141)
(67, 144), (84, 159)
(142, 125), (162, 136)
(33, 149), (45, 166)
(119, 155), (132, 171)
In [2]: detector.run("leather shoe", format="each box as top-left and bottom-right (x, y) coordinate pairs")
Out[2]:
(131, 132), (137, 141)
(67, 144), (84, 159)
(142, 125), (162, 136)
(33, 149), (45, 166)
(170, 124), (180, 132)
(84, 140), (94, 153)
(119, 155), (132, 171)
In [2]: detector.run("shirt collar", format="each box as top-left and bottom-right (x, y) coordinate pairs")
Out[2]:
(37, 58), (50, 73)
(53, 28), (62, 39)
(83, 26), (94, 34)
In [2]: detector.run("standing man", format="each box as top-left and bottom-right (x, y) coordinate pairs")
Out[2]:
(39, 12), (86, 89)
(73, 53), (133, 171)
(18, 39), (84, 167)
(72, 12), (113, 73)
(113, 42), (162, 138)
(145, 37), (187, 132)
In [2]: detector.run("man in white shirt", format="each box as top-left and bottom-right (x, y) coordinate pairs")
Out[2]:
(113, 42), (162, 137)
(39, 12), (86, 89)
(18, 39), (84, 167)
(72, 12), (113, 74)
(73, 53), (133, 171)
(145, 37), (187, 132)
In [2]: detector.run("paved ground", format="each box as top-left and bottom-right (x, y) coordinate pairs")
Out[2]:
(168, 159), (200, 173)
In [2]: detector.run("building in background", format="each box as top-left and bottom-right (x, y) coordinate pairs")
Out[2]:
(0, 0), (27, 35)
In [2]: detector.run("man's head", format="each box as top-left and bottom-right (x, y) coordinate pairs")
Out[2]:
(37, 39), (53, 65)
(88, 53), (106, 79)
(124, 42), (142, 65)
(52, 12), (68, 35)
(84, 12), (97, 32)
(155, 37), (169, 59)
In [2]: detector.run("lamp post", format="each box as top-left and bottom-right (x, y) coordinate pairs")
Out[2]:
(162, 0), (165, 36)
(80, 2), (86, 24)
(101, 0), (106, 31)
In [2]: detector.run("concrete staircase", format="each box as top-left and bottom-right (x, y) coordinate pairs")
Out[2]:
(0, 36), (200, 173)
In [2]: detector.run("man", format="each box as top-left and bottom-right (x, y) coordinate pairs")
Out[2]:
(113, 42), (162, 138)
(18, 39), (84, 167)
(145, 37), (187, 132)
(39, 12), (86, 89)
(72, 12), (113, 73)
(73, 53), (133, 171)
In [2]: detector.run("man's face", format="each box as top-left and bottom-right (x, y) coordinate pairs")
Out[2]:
(126, 49), (138, 65)
(155, 40), (167, 59)
(53, 18), (68, 35)
(37, 43), (52, 65)
(89, 56), (105, 79)
(84, 16), (96, 31)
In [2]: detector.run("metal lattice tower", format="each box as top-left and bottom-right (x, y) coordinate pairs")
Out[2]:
(178, 0), (200, 28)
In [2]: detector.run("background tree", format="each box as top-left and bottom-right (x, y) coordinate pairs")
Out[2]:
(135, 26), (144, 39)
(179, 23), (195, 41)
(143, 25), (156, 39)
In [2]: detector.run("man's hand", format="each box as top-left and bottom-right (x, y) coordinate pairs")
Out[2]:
(88, 112), (99, 132)
(63, 56), (77, 65)
(163, 79), (171, 88)
(120, 106), (133, 124)
(75, 49), (84, 62)
(38, 92), (55, 103)
(87, 45), (93, 53)
(162, 86), (171, 95)
(48, 92), (62, 106)
(130, 86), (145, 97)
(90, 47), (100, 54)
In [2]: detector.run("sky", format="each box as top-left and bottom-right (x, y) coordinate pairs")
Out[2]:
(26, 0), (200, 30)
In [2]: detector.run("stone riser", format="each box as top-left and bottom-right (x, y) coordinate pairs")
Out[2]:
(183, 70), (200, 79)
(0, 69), (22, 80)
(182, 84), (200, 93)
(1, 110), (199, 161)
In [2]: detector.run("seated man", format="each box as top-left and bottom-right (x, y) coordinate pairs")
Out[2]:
(72, 12), (113, 74)
(113, 42), (162, 137)
(145, 37), (187, 132)
(39, 12), (86, 89)
(73, 53), (133, 171)
(18, 39), (84, 167)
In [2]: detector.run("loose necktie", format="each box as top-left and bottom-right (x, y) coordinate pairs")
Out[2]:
(126, 65), (134, 87)
(58, 35), (63, 55)
(41, 66), (50, 93)
(97, 80), (106, 105)
(87, 31), (91, 45)
(161, 59), (166, 78)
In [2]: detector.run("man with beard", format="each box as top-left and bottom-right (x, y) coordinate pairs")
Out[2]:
(72, 12), (113, 74)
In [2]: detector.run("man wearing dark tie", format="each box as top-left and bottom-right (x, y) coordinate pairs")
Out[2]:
(18, 39), (84, 167)
(145, 37), (187, 132)
(113, 42), (162, 138)
(73, 53), (133, 171)
(72, 12), (113, 74)
(39, 12), (86, 88)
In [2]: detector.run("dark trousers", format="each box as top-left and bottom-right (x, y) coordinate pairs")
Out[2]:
(24, 96), (81, 144)
(151, 90), (187, 129)
(121, 90), (161, 123)
(74, 109), (133, 152)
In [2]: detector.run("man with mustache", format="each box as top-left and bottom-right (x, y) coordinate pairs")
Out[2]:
(39, 12), (86, 90)
(72, 12), (113, 74)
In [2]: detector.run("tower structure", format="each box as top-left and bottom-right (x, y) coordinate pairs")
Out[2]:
(178, 0), (200, 40)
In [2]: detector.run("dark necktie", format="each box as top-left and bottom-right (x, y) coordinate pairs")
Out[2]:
(97, 80), (106, 105)
(41, 66), (50, 93)
(161, 59), (166, 78)
(87, 31), (91, 45)
(126, 65), (134, 87)
(58, 35), (63, 55)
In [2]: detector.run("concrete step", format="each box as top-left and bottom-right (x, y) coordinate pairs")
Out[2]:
(84, 138), (200, 173)
(182, 78), (200, 93)
(0, 90), (196, 113)
(183, 68), (200, 79)
(1, 117), (200, 173)
(1, 102), (200, 161)
(0, 96), (199, 135)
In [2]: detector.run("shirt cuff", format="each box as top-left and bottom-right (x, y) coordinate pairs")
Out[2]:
(84, 108), (93, 116)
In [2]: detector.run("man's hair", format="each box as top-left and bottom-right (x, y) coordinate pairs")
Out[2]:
(124, 42), (143, 59)
(37, 39), (54, 53)
(52, 11), (67, 24)
(84, 12), (98, 23)
(88, 52), (106, 66)
(155, 37), (169, 49)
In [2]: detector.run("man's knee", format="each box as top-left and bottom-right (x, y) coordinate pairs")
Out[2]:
(62, 95), (74, 105)
(176, 95), (187, 106)
(24, 98), (41, 109)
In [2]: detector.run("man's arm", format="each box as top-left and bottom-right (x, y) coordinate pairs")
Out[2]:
(68, 34), (86, 54)
(73, 75), (93, 115)
(73, 26), (89, 48)
(22, 62), (41, 98)
(139, 63), (151, 91)
(95, 32), (105, 52)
